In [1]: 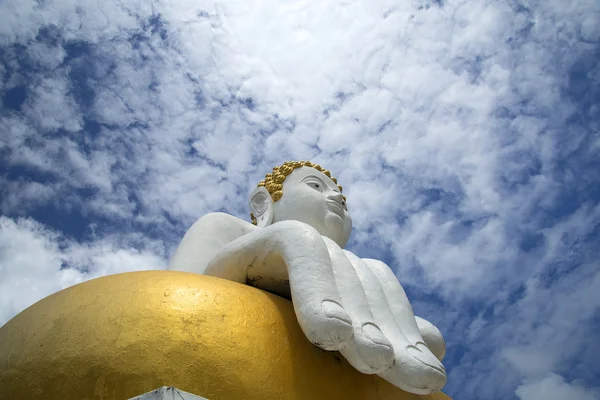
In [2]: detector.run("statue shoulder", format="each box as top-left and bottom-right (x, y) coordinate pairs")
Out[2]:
(184, 212), (256, 241)
(193, 212), (251, 226)
(168, 212), (255, 273)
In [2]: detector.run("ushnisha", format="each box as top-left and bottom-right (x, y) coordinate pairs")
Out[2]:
(168, 161), (447, 394)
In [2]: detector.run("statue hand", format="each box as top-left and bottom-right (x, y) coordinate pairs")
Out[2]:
(320, 238), (446, 394)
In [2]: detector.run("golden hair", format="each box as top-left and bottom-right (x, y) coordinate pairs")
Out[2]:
(251, 161), (344, 225)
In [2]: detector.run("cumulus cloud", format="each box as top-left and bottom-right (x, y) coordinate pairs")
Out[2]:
(0, 217), (166, 325)
(516, 374), (599, 400)
(1, 0), (599, 398)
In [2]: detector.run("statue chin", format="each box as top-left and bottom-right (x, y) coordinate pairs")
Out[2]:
(323, 213), (351, 248)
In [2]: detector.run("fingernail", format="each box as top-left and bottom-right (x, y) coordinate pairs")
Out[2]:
(362, 323), (389, 346)
(407, 344), (446, 374)
(321, 300), (352, 325)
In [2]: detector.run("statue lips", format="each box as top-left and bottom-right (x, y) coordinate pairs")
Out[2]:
(327, 200), (345, 218)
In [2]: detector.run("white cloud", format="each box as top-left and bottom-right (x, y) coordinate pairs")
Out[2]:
(0, 216), (166, 325)
(516, 374), (599, 400)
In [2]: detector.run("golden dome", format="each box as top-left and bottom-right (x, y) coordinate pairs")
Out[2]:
(0, 271), (451, 400)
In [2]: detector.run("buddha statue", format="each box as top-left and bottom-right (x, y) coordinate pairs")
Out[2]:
(168, 161), (447, 395)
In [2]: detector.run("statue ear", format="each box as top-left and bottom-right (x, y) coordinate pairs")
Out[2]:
(249, 186), (274, 227)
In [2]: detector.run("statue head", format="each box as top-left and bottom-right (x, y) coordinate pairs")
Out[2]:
(249, 161), (352, 247)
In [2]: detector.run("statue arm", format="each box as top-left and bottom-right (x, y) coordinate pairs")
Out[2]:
(204, 220), (353, 351)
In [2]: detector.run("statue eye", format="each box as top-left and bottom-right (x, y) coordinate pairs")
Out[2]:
(306, 181), (322, 191)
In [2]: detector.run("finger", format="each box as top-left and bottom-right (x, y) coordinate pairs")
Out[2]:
(415, 316), (446, 361)
(378, 341), (447, 395)
(322, 237), (394, 373)
(361, 258), (424, 345)
(343, 251), (411, 347)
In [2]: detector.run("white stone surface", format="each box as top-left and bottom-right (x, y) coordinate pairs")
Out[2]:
(128, 386), (208, 400)
(168, 166), (447, 394)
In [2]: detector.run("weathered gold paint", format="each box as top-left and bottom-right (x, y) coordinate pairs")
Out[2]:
(0, 271), (452, 400)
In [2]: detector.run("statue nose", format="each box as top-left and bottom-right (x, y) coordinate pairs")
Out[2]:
(328, 193), (346, 209)
(328, 192), (344, 203)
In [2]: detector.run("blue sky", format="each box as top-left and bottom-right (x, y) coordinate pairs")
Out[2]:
(1, 0), (599, 399)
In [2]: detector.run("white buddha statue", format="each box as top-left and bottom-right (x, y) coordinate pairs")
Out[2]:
(168, 161), (447, 395)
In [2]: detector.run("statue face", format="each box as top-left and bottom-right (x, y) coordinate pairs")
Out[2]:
(272, 166), (352, 247)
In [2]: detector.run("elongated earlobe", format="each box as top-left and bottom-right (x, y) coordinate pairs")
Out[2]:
(249, 186), (274, 227)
